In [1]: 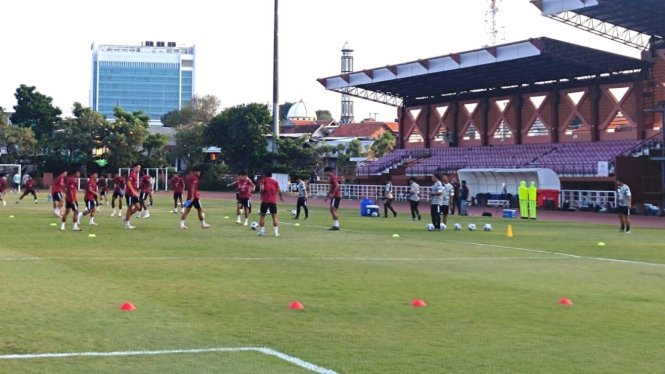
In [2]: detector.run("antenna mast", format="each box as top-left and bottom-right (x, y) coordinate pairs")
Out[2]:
(485, 0), (504, 47)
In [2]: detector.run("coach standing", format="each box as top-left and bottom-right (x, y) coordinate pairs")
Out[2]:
(617, 177), (632, 233)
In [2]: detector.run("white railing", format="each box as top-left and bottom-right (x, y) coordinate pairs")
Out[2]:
(309, 183), (432, 202)
(560, 190), (617, 209)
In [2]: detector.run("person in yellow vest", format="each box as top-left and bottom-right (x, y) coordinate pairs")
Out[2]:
(518, 181), (528, 219)
(528, 181), (538, 220)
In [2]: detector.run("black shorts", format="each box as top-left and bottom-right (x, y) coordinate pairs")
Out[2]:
(440, 205), (450, 215)
(618, 206), (630, 215)
(173, 192), (183, 200)
(85, 200), (96, 210)
(297, 197), (307, 206)
(238, 198), (251, 209)
(189, 198), (202, 210)
(113, 191), (123, 199)
(139, 192), (150, 201)
(13, 183), (19, 190)
(100, 190), (107, 196)
(66, 201), (79, 211)
(330, 198), (341, 209)
(126, 195), (139, 205)
(52, 193), (62, 202)
(260, 202), (277, 215)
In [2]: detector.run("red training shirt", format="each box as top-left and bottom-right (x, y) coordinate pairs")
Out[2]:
(237, 179), (254, 199)
(186, 174), (200, 200)
(113, 176), (126, 193)
(25, 180), (37, 191)
(172, 177), (184, 193)
(52, 175), (64, 194)
(85, 178), (97, 201)
(0, 178), (6, 192)
(329, 174), (341, 198)
(260, 177), (280, 204)
(140, 175), (152, 192)
(65, 177), (78, 203)
(127, 172), (138, 197)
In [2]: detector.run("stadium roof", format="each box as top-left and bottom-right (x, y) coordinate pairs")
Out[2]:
(317, 37), (649, 107)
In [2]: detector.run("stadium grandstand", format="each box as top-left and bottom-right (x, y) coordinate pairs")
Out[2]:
(318, 0), (665, 209)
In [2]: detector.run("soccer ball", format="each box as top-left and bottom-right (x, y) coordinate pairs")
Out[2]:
(454, 223), (462, 231)
(483, 224), (492, 231)
(372, 212), (379, 217)
(440, 223), (447, 230)
(250, 222), (259, 230)
(291, 210), (297, 216)
(426, 224), (435, 231)
(468, 224), (477, 231)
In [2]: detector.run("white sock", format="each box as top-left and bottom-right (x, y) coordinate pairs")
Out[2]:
(73, 223), (79, 229)
(237, 215), (241, 221)
(334, 220), (339, 228)
(274, 226), (279, 235)
(90, 217), (94, 224)
(244, 218), (249, 224)
(125, 220), (130, 226)
(259, 227), (265, 234)
(201, 220), (207, 226)
(180, 220), (185, 227)
(61, 222), (65, 230)
(54, 208), (59, 215)
(145, 210), (149, 214)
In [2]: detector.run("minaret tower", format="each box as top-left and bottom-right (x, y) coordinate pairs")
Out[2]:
(341, 41), (355, 124)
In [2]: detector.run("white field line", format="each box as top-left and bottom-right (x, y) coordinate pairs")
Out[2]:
(279, 222), (665, 268)
(0, 347), (339, 374)
(0, 256), (566, 262)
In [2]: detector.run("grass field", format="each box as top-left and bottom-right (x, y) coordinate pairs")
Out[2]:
(0, 195), (663, 373)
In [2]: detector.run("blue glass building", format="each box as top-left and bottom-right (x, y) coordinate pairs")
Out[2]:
(90, 42), (195, 126)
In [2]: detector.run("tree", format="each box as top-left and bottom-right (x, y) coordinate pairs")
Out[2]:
(206, 103), (272, 175)
(346, 138), (364, 157)
(173, 123), (208, 168)
(101, 107), (150, 169)
(10, 85), (62, 143)
(370, 131), (396, 158)
(161, 94), (221, 127)
(316, 110), (334, 121)
(273, 136), (318, 174)
(279, 102), (295, 122)
(0, 123), (38, 164)
(142, 134), (169, 157)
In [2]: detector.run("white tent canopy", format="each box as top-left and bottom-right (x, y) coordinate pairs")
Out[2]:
(457, 168), (561, 195)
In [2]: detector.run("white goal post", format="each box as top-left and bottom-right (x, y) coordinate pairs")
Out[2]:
(118, 167), (170, 191)
(0, 164), (22, 194)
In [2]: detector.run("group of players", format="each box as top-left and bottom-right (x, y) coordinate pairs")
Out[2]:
(6, 163), (344, 235)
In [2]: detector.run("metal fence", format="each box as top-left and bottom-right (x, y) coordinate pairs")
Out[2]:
(309, 183), (432, 202)
(559, 190), (617, 209)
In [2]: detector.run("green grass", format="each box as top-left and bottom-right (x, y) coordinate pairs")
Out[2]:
(0, 196), (663, 373)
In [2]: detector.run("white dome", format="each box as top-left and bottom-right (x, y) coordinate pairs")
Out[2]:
(287, 100), (317, 120)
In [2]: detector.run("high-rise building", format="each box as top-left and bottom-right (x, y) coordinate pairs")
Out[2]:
(90, 41), (195, 125)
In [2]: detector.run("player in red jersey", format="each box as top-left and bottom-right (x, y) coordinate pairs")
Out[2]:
(78, 171), (99, 226)
(171, 173), (185, 214)
(61, 168), (82, 231)
(323, 166), (341, 231)
(0, 173), (7, 206)
(228, 172), (255, 226)
(123, 163), (141, 229)
(136, 170), (152, 219)
(180, 166), (210, 229)
(258, 171), (284, 237)
(17, 174), (39, 204)
(49, 170), (67, 217)
(110, 171), (126, 217)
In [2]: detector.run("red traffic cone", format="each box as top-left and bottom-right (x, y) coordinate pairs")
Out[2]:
(411, 300), (427, 307)
(558, 298), (573, 305)
(120, 302), (136, 311)
(289, 301), (304, 310)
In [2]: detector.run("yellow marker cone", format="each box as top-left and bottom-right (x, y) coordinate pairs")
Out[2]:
(507, 225), (513, 238)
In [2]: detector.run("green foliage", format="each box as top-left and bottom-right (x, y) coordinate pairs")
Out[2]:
(273, 136), (318, 174)
(206, 103), (272, 175)
(370, 131), (396, 157)
(0, 122), (38, 163)
(143, 134), (169, 157)
(161, 94), (220, 127)
(10, 85), (62, 143)
(279, 102), (295, 122)
(316, 110), (334, 121)
(101, 107), (150, 170)
(173, 123), (208, 169)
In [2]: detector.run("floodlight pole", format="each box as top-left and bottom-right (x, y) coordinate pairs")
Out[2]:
(644, 101), (665, 215)
(272, 0), (280, 153)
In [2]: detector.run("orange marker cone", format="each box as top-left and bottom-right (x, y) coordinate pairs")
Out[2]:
(507, 225), (514, 238)
(411, 300), (426, 307)
(120, 302), (136, 311)
(289, 301), (304, 310)
(558, 298), (573, 305)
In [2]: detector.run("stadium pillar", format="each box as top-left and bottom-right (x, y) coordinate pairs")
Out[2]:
(550, 90), (560, 143)
(589, 84), (601, 142)
(424, 104), (431, 148)
(450, 102), (459, 147)
(398, 105), (406, 149)
(634, 80), (645, 140)
(513, 94), (523, 145)
(481, 98), (490, 146)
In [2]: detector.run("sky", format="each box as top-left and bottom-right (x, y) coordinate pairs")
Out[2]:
(1, 0), (640, 122)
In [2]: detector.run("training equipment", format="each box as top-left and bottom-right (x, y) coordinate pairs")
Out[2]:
(597, 242), (606, 247)
(426, 224), (435, 231)
(468, 224), (477, 231)
(94, 159), (108, 167)
(439, 223), (447, 230)
(503, 209), (517, 219)
(411, 300), (426, 307)
(50, 223), (57, 226)
(289, 301), (304, 310)
(454, 223), (462, 231)
(558, 298), (573, 305)
(483, 224), (492, 231)
(120, 302), (136, 311)
(294, 223), (300, 227)
(371, 212), (378, 217)
(88, 234), (96, 238)
(291, 210), (297, 216)
(392, 234), (400, 238)
(250, 222), (259, 230)
(507, 225), (514, 237)
(224, 216), (229, 219)
(9, 215), (14, 218)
